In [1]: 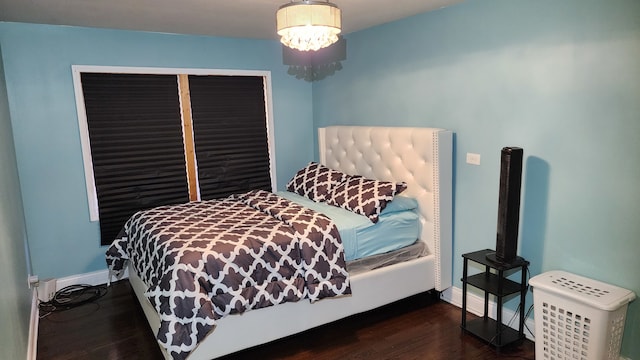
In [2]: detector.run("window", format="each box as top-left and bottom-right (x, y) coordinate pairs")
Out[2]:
(72, 66), (276, 245)
(188, 75), (272, 200)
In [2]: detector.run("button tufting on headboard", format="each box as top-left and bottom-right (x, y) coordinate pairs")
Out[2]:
(318, 125), (453, 291)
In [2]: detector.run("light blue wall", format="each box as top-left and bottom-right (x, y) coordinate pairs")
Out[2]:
(2, 0), (640, 356)
(0, 22), (314, 279)
(0, 44), (31, 360)
(313, 0), (640, 357)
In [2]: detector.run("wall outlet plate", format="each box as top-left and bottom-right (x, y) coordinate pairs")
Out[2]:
(28, 275), (39, 288)
(38, 278), (57, 303)
(466, 152), (481, 165)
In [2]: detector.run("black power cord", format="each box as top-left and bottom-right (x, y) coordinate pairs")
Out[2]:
(38, 284), (108, 317)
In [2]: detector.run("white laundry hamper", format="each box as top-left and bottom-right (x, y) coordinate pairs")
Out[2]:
(529, 270), (635, 360)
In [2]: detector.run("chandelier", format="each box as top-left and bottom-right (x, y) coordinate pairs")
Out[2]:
(276, 0), (342, 52)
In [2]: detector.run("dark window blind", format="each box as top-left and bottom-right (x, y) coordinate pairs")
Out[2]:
(81, 73), (189, 245)
(188, 75), (272, 200)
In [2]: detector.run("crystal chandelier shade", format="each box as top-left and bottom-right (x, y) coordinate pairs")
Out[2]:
(276, 1), (342, 52)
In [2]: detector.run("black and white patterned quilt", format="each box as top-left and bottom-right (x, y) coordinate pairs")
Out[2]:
(105, 190), (351, 360)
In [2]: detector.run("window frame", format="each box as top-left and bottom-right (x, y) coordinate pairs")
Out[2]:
(71, 65), (277, 222)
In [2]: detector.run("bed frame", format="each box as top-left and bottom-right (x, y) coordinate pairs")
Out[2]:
(128, 126), (453, 359)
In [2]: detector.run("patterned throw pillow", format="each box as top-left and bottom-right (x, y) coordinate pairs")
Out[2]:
(286, 162), (347, 202)
(327, 175), (408, 223)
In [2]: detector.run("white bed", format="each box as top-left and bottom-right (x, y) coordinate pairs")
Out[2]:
(127, 125), (453, 359)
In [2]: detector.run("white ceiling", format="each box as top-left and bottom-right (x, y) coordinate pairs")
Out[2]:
(0, 0), (463, 40)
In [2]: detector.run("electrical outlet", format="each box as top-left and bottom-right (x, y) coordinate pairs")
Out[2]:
(28, 275), (39, 288)
(38, 278), (57, 303)
(466, 152), (481, 165)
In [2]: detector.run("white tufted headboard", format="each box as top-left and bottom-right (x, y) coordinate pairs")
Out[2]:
(318, 126), (453, 291)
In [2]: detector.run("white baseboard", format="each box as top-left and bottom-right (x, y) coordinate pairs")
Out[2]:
(27, 288), (38, 360)
(440, 286), (536, 342)
(55, 268), (128, 291)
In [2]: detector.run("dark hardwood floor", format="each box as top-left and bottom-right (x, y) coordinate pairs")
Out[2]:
(38, 280), (535, 360)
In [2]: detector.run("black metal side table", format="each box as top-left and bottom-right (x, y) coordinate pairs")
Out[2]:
(461, 249), (529, 348)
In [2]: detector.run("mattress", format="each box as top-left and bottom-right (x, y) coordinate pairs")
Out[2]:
(276, 191), (420, 261)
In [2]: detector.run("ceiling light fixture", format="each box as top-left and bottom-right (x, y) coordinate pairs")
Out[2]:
(276, 0), (342, 52)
